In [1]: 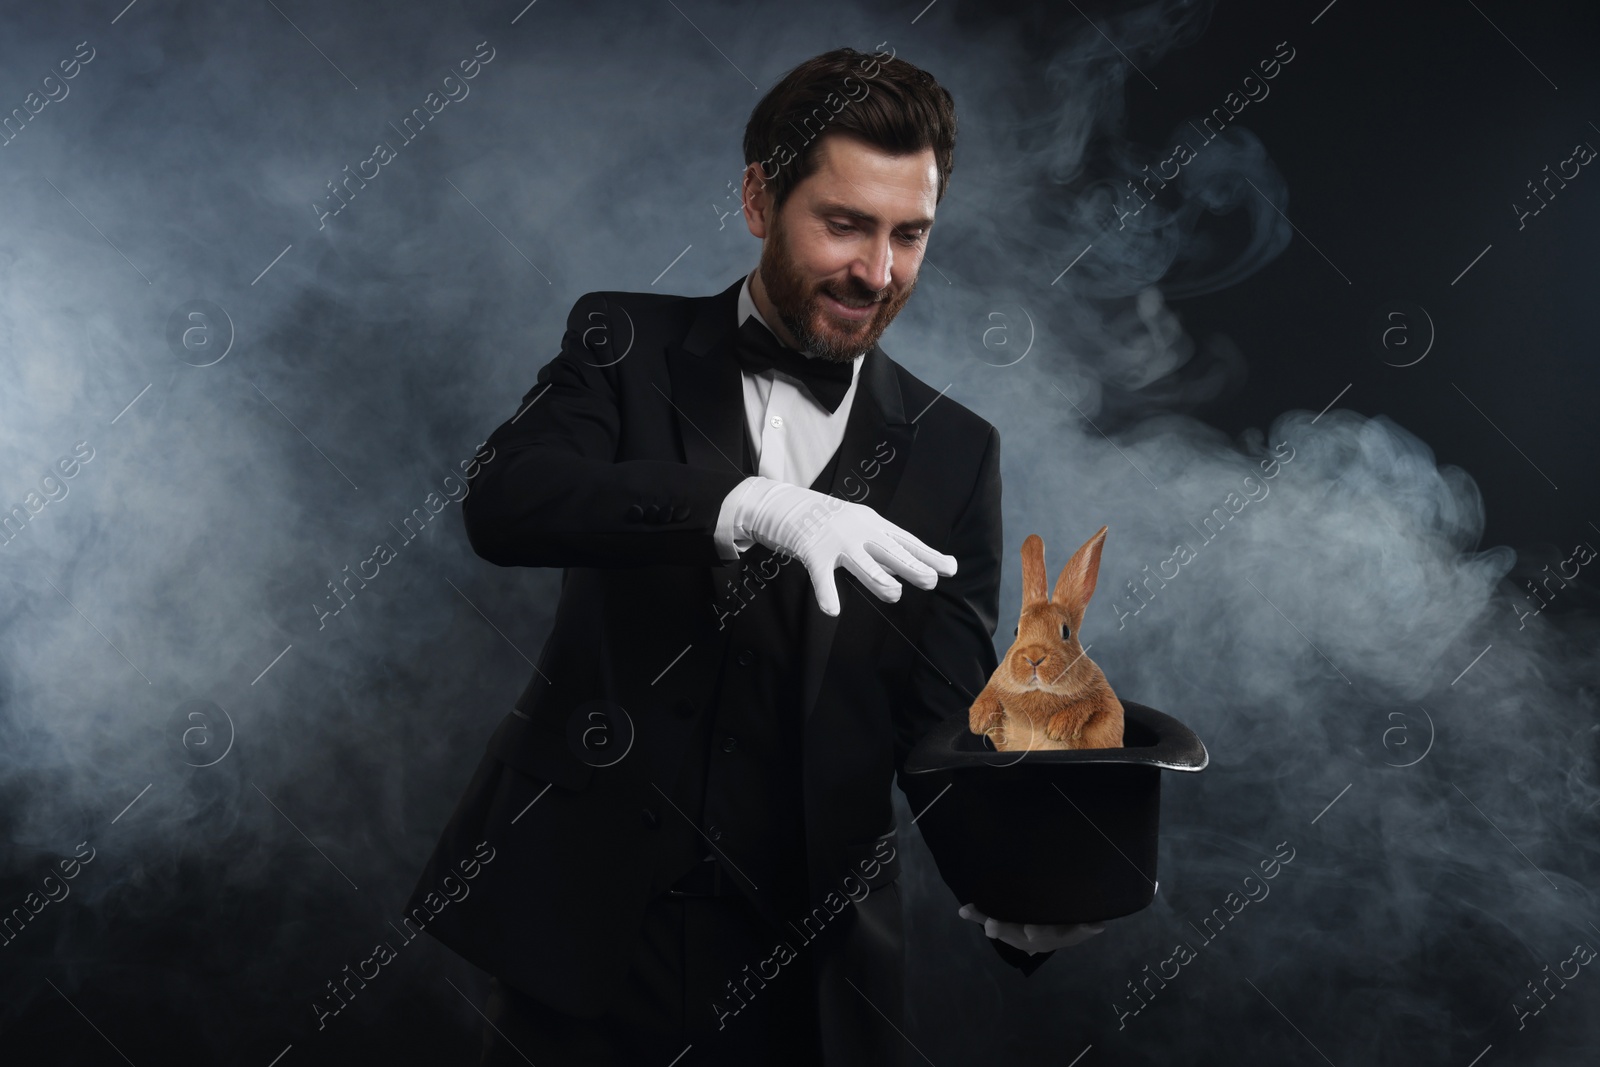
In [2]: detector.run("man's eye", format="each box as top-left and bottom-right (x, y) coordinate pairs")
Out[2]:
(828, 221), (855, 234)
(895, 230), (925, 245)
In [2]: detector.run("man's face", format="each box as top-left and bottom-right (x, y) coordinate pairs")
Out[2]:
(749, 133), (938, 363)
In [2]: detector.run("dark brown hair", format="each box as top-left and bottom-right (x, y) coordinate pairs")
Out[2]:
(743, 46), (957, 214)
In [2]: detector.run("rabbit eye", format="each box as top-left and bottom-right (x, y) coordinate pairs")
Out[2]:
(1013, 625), (1018, 637)
(1060, 623), (1071, 640)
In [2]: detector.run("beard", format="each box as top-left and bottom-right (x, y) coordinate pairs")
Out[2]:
(757, 210), (917, 364)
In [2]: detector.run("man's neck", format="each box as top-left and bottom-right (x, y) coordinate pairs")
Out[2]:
(749, 266), (805, 351)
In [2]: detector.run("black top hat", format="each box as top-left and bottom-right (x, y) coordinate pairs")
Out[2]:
(904, 700), (1208, 925)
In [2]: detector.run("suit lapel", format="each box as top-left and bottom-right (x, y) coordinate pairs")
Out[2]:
(661, 274), (921, 723)
(662, 276), (748, 481)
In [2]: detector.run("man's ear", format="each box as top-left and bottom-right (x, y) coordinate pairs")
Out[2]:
(742, 161), (774, 239)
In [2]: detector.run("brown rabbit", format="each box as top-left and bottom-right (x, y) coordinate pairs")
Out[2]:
(968, 527), (1125, 752)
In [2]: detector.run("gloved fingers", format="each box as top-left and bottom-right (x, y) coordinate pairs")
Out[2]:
(839, 550), (903, 604)
(885, 528), (958, 577)
(802, 559), (843, 617)
(1023, 921), (1104, 948)
(862, 538), (938, 589)
(960, 902), (1107, 952)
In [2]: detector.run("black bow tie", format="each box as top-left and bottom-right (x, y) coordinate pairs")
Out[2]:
(733, 315), (855, 415)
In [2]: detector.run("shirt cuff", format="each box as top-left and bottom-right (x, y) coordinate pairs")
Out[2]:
(714, 475), (773, 560)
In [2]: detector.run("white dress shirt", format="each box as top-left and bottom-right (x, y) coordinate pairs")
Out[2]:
(712, 270), (866, 560)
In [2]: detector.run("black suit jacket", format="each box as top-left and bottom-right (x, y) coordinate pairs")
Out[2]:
(407, 274), (1052, 1034)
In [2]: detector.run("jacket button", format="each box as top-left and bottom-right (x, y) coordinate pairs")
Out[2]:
(737, 648), (755, 666)
(625, 504), (644, 523)
(640, 807), (659, 829)
(671, 504), (690, 521)
(708, 824), (723, 841)
(722, 735), (738, 753)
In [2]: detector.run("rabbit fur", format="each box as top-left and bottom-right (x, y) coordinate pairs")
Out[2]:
(968, 527), (1125, 752)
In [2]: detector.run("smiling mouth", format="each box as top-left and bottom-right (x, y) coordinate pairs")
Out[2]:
(822, 290), (878, 321)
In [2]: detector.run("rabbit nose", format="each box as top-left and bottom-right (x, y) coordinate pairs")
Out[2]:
(1026, 655), (1045, 666)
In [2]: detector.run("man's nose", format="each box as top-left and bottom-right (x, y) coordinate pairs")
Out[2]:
(855, 237), (893, 292)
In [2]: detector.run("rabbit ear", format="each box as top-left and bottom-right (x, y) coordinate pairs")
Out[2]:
(1020, 534), (1049, 607)
(1052, 525), (1109, 618)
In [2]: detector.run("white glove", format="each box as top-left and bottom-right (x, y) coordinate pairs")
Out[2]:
(958, 902), (1107, 954)
(734, 476), (956, 617)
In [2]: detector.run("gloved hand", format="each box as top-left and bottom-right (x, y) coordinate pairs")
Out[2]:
(958, 902), (1107, 954)
(736, 476), (957, 617)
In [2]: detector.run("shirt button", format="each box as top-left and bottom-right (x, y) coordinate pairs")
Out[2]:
(708, 825), (724, 842)
(640, 807), (659, 829)
(737, 648), (756, 666)
(770, 414), (784, 428)
(722, 735), (738, 753)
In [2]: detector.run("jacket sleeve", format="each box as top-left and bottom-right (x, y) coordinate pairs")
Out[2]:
(462, 292), (749, 569)
(889, 424), (1058, 977)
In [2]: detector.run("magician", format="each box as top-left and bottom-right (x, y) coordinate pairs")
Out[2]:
(407, 44), (1106, 1067)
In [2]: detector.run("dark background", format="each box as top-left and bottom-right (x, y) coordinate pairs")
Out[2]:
(1, 1), (1597, 1064)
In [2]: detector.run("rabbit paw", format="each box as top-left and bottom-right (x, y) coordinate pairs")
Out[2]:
(1043, 710), (1084, 745)
(969, 697), (1004, 738)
